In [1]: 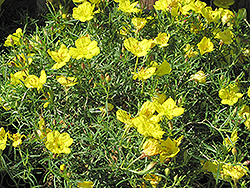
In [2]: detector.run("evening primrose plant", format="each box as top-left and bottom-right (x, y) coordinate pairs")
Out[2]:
(0, 0), (250, 187)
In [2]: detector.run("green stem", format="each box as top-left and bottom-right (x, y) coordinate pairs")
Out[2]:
(134, 56), (139, 72)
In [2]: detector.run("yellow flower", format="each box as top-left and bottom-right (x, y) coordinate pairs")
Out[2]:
(118, 0), (140, 13)
(159, 137), (180, 162)
(132, 67), (156, 81)
(4, 28), (23, 47)
(48, 44), (71, 69)
(151, 60), (172, 77)
(72, 2), (97, 22)
(56, 75), (78, 87)
(132, 115), (165, 139)
(219, 84), (243, 106)
(77, 181), (94, 188)
(132, 17), (147, 32)
(10, 70), (28, 85)
(223, 130), (238, 151)
(248, 86), (250, 98)
(144, 173), (162, 188)
(154, 0), (178, 11)
(142, 138), (161, 156)
(154, 97), (185, 120)
(0, 127), (8, 150)
(215, 28), (234, 45)
(222, 163), (248, 181)
(124, 37), (152, 57)
(152, 93), (167, 104)
(9, 133), (26, 147)
(190, 70), (206, 84)
(197, 37), (214, 55)
(45, 130), (73, 154)
(183, 44), (198, 58)
(201, 6), (221, 23)
(155, 32), (170, 48)
(69, 36), (100, 60)
(213, 0), (234, 8)
(202, 160), (223, 179)
(8, 53), (34, 68)
(24, 70), (47, 91)
(139, 100), (156, 118)
(116, 109), (133, 127)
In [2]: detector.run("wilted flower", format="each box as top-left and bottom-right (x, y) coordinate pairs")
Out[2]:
(0, 98), (11, 111)
(9, 53), (34, 68)
(221, 9), (233, 24)
(56, 75), (78, 87)
(116, 109), (133, 127)
(223, 130), (238, 151)
(183, 44), (198, 58)
(190, 71), (206, 84)
(99, 103), (114, 113)
(144, 173), (162, 188)
(150, 60), (172, 77)
(215, 28), (234, 45)
(36, 118), (52, 141)
(77, 181), (94, 188)
(9, 133), (26, 147)
(213, 0), (235, 8)
(45, 130), (73, 154)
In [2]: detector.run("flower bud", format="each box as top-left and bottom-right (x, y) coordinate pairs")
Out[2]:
(105, 74), (111, 83)
(243, 160), (250, 166)
(60, 164), (66, 171)
(232, 147), (237, 155)
(165, 168), (170, 177)
(100, 74), (105, 80)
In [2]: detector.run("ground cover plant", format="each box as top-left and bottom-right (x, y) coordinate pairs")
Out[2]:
(0, 0), (250, 187)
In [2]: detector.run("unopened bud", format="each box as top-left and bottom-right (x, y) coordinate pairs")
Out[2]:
(105, 74), (111, 83)
(232, 147), (237, 155)
(60, 164), (66, 171)
(81, 63), (86, 69)
(165, 168), (170, 177)
(174, 174), (178, 182)
(190, 71), (206, 84)
(168, 121), (173, 131)
(100, 74), (105, 80)
(243, 160), (250, 166)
